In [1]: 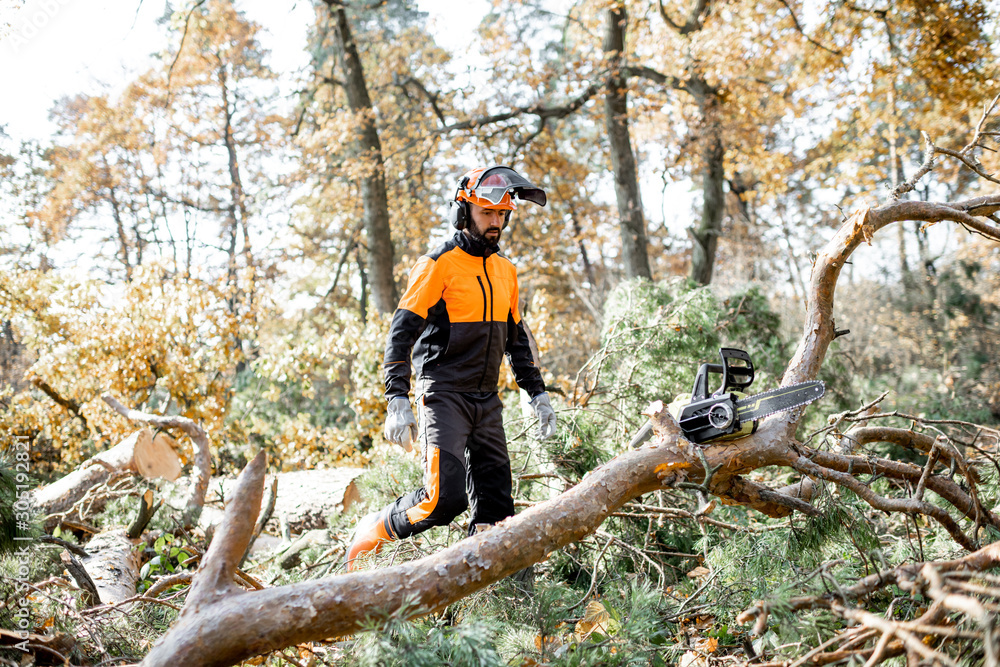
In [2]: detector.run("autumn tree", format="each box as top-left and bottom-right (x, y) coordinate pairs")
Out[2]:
(32, 93), (157, 281)
(149, 0), (285, 321)
(292, 0), (458, 318)
(470, 0), (996, 295)
(1, 0), (287, 472)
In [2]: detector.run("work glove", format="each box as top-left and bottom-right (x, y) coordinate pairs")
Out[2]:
(530, 392), (557, 440)
(384, 397), (418, 450)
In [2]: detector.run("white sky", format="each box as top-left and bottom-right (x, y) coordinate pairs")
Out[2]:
(0, 0), (496, 285)
(0, 0), (484, 143)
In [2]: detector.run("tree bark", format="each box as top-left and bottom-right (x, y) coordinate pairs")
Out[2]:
(603, 2), (651, 280)
(80, 530), (142, 605)
(325, 1), (398, 314)
(688, 83), (725, 285)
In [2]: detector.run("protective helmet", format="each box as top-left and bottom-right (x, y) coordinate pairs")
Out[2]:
(449, 165), (547, 230)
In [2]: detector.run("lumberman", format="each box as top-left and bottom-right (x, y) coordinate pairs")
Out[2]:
(346, 165), (557, 570)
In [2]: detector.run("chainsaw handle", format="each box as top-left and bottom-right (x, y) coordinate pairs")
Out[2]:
(690, 363), (722, 401)
(720, 348), (754, 392)
(690, 348), (755, 401)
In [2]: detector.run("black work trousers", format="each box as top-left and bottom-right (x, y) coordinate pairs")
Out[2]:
(385, 391), (514, 539)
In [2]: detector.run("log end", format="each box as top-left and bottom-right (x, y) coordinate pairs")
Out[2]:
(135, 430), (183, 481)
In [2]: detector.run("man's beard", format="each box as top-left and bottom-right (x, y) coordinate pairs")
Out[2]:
(467, 224), (501, 247)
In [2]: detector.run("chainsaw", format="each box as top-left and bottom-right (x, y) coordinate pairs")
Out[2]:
(629, 347), (825, 446)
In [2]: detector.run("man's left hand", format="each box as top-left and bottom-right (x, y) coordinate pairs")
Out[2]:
(531, 392), (557, 440)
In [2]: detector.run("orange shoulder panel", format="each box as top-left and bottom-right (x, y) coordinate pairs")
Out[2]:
(433, 248), (488, 324)
(397, 255), (444, 318)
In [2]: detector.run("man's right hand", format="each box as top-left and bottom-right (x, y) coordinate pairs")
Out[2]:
(384, 397), (419, 449)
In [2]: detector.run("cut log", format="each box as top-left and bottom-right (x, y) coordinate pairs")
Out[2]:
(144, 432), (183, 481)
(80, 530), (141, 605)
(34, 428), (181, 523)
(198, 468), (364, 535)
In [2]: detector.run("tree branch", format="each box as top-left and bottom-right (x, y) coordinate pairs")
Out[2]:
(712, 474), (821, 518)
(658, 0), (710, 34)
(397, 75), (447, 125)
(791, 455), (978, 550)
(102, 394), (212, 526)
(774, 0), (842, 55)
(29, 375), (87, 427)
(431, 82), (601, 135)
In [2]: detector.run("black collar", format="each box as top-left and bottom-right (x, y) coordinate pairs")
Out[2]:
(455, 230), (500, 258)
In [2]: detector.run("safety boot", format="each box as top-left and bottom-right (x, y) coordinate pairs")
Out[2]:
(345, 509), (394, 571)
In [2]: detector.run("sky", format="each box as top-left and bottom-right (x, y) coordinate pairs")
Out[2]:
(0, 0), (484, 143)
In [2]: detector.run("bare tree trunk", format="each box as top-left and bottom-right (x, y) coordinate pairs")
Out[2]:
(218, 61), (251, 280)
(570, 210), (597, 289)
(689, 86), (724, 285)
(217, 58), (255, 370)
(106, 174), (133, 282)
(325, 1), (398, 314)
(603, 2), (651, 281)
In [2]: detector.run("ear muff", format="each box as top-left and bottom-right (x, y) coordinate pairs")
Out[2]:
(449, 200), (469, 230)
(449, 176), (472, 230)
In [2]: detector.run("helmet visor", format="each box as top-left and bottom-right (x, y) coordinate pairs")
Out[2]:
(471, 167), (547, 207)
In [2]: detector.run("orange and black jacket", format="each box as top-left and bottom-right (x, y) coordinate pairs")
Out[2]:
(384, 232), (546, 399)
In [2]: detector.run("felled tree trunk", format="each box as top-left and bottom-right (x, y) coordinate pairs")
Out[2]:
(34, 428), (180, 525)
(198, 468), (363, 535)
(142, 444), (693, 667)
(63, 491), (160, 607)
(79, 530), (142, 605)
